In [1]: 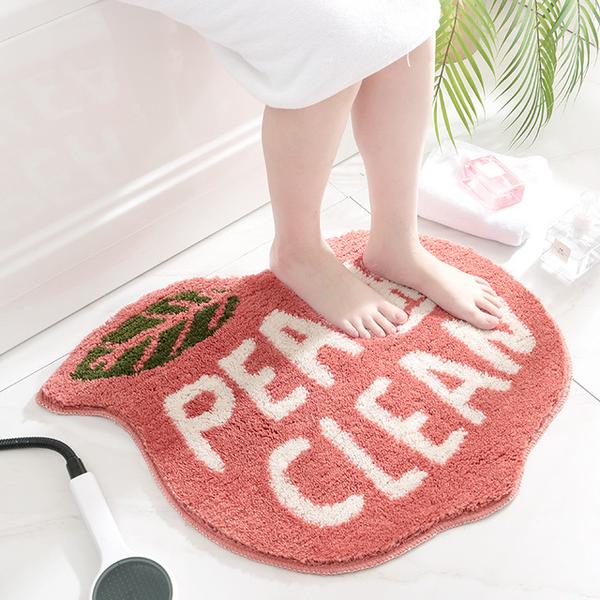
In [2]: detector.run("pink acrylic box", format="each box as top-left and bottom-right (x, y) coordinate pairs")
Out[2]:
(460, 154), (525, 210)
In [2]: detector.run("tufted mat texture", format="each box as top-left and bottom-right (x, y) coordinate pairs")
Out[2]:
(37, 231), (571, 574)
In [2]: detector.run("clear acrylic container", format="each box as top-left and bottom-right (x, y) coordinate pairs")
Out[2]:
(460, 154), (525, 210)
(540, 191), (600, 283)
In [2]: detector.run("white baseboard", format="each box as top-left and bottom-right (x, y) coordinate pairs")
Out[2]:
(1, 122), (357, 355)
(1, 119), (271, 354)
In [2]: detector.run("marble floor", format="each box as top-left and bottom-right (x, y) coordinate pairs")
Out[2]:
(2, 69), (600, 600)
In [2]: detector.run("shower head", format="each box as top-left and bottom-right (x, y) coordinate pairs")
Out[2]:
(70, 472), (174, 600)
(92, 556), (172, 600)
(0, 437), (175, 599)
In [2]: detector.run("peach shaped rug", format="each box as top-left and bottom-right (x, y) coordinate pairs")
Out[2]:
(37, 231), (571, 574)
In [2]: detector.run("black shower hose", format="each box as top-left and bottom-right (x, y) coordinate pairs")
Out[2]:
(0, 436), (87, 479)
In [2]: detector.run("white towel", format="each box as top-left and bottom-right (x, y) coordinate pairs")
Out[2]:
(417, 141), (556, 246)
(118, 0), (442, 109)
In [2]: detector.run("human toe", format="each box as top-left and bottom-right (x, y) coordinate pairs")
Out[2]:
(483, 292), (503, 309)
(378, 302), (408, 325)
(364, 314), (387, 337)
(476, 296), (503, 319)
(373, 310), (398, 335)
(351, 317), (371, 339)
(469, 308), (500, 330)
(340, 319), (359, 338)
(476, 278), (498, 296)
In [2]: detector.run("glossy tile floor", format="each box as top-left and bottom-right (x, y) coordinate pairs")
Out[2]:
(2, 75), (600, 600)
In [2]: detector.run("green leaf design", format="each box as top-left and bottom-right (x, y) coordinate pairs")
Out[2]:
(102, 315), (164, 344)
(146, 290), (211, 315)
(71, 290), (239, 381)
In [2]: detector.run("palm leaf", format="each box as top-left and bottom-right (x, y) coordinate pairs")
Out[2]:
(432, 0), (600, 149)
(433, 0), (497, 149)
(552, 0), (600, 105)
(491, 0), (561, 148)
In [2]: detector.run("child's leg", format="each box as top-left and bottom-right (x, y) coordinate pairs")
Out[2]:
(351, 36), (503, 330)
(263, 83), (408, 339)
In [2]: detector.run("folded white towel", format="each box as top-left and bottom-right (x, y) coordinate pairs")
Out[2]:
(417, 140), (555, 246)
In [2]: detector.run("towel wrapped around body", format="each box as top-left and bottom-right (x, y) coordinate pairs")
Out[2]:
(118, 0), (442, 108)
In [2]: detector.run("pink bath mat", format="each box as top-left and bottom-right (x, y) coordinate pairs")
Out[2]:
(38, 231), (571, 574)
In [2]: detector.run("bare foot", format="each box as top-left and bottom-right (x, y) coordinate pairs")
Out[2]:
(363, 239), (503, 330)
(270, 240), (408, 338)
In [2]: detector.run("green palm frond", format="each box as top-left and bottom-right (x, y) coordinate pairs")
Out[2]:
(552, 0), (600, 103)
(492, 0), (561, 148)
(433, 0), (600, 149)
(434, 0), (497, 150)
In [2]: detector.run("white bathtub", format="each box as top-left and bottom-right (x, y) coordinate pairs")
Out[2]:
(0, 0), (358, 354)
